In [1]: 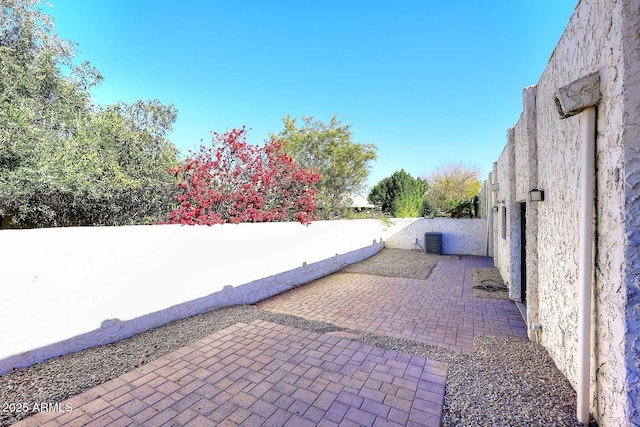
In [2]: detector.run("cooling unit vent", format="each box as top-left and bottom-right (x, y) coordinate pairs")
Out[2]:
(424, 232), (442, 255)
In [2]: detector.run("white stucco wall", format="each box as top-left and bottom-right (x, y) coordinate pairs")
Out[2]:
(535, 2), (628, 425)
(0, 220), (385, 374)
(494, 135), (519, 299)
(517, 86), (541, 326)
(621, 0), (640, 420)
(0, 217), (486, 375)
(487, 0), (639, 424)
(384, 218), (488, 256)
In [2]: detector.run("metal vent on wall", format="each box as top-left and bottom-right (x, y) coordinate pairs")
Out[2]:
(424, 233), (442, 254)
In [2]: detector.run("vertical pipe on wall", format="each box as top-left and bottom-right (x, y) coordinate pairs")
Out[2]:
(554, 72), (600, 425)
(577, 105), (596, 425)
(485, 211), (490, 256)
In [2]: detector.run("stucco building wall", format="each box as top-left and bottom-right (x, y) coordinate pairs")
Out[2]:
(620, 0), (640, 421)
(494, 134), (519, 301)
(494, 84), (542, 321)
(487, 0), (640, 424)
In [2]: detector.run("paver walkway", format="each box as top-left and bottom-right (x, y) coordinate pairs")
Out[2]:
(14, 254), (527, 426)
(14, 321), (447, 427)
(259, 256), (528, 353)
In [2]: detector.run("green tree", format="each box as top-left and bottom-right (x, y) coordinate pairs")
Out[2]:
(276, 115), (377, 219)
(84, 100), (181, 225)
(368, 169), (428, 218)
(0, 0), (180, 228)
(424, 162), (482, 217)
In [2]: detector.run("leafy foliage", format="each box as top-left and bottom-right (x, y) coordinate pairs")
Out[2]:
(0, 0), (180, 228)
(449, 196), (479, 218)
(168, 128), (320, 225)
(424, 162), (482, 217)
(368, 169), (428, 218)
(276, 115), (377, 219)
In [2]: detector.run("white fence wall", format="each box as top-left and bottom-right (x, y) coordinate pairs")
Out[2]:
(0, 217), (486, 374)
(384, 218), (488, 256)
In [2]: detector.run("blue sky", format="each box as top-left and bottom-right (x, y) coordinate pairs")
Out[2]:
(46, 1), (576, 192)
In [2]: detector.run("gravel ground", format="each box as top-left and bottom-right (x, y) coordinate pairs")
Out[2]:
(341, 247), (450, 279)
(472, 267), (509, 300)
(1, 249), (584, 426)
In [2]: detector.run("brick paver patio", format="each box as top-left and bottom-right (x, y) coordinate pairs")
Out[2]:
(14, 321), (447, 427)
(259, 256), (528, 353)
(13, 254), (527, 426)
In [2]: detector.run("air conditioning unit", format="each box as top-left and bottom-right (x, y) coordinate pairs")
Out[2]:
(424, 232), (442, 254)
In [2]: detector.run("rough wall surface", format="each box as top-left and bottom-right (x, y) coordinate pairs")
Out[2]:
(494, 147), (508, 280)
(535, 1), (627, 424)
(480, 179), (494, 256)
(515, 117), (530, 202)
(506, 129), (522, 303)
(512, 85), (541, 325)
(621, 0), (640, 423)
(490, 164), (499, 269)
(494, 134), (521, 301)
(487, 0), (636, 424)
(524, 86), (541, 326)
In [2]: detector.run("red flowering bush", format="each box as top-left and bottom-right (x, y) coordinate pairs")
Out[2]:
(167, 127), (320, 225)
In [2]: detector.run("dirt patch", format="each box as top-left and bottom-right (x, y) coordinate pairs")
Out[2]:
(341, 248), (447, 280)
(472, 267), (509, 300)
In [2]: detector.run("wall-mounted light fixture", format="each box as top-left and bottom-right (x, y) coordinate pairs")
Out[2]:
(528, 189), (545, 202)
